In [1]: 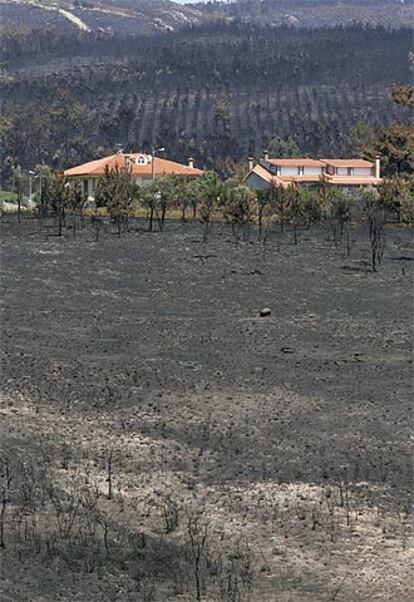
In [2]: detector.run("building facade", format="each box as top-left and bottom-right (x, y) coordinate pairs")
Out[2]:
(245, 153), (382, 191)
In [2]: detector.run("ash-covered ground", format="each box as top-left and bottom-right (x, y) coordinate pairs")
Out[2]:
(1, 217), (413, 601)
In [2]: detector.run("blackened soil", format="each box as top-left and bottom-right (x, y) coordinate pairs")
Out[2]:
(0, 217), (413, 601)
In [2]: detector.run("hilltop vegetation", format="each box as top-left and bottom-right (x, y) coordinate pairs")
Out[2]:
(0, 22), (411, 182)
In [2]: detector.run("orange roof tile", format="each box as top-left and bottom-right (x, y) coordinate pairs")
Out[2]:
(249, 164), (275, 184)
(64, 153), (203, 178)
(246, 165), (382, 188)
(64, 154), (120, 177)
(267, 158), (325, 167)
(323, 159), (375, 168)
(246, 165), (290, 188)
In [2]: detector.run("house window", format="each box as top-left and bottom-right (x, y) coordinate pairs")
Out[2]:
(297, 166), (304, 175)
(347, 167), (354, 176)
(83, 180), (88, 195)
(136, 156), (146, 164)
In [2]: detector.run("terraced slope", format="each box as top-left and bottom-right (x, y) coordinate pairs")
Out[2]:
(0, 24), (411, 174)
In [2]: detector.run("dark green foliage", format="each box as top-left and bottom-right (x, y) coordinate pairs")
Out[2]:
(348, 84), (414, 177)
(268, 136), (301, 159)
(374, 122), (414, 177)
(196, 172), (223, 242)
(95, 166), (138, 236)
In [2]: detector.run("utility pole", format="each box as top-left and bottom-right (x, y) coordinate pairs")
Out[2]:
(151, 146), (165, 181)
(28, 170), (35, 202)
(38, 173), (46, 218)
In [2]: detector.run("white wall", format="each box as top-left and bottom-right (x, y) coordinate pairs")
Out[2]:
(246, 173), (270, 190)
(336, 167), (373, 176)
(279, 166), (323, 176)
(304, 167), (323, 175)
(354, 167), (373, 176)
(280, 167), (298, 176)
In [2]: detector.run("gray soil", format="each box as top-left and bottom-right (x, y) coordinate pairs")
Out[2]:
(0, 217), (413, 601)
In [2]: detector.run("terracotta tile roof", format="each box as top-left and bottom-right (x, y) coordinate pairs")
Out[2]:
(322, 159), (375, 168)
(246, 164), (382, 188)
(246, 165), (290, 188)
(130, 155), (203, 177)
(64, 153), (203, 178)
(64, 154), (120, 177)
(249, 164), (275, 184)
(267, 158), (325, 167)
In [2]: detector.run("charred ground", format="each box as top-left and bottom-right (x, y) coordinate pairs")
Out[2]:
(0, 217), (413, 601)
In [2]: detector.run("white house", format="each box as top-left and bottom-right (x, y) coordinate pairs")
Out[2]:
(64, 152), (203, 200)
(245, 152), (382, 191)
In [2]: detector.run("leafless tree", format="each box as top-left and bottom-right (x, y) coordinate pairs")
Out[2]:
(187, 513), (209, 601)
(364, 191), (386, 272)
(106, 448), (114, 501)
(156, 493), (179, 534)
(0, 456), (13, 548)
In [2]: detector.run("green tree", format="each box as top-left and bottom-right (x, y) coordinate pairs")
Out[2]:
(374, 83), (414, 177)
(196, 172), (222, 243)
(95, 167), (137, 237)
(348, 84), (414, 177)
(377, 176), (413, 224)
(317, 175), (337, 224)
(221, 181), (255, 240)
(171, 175), (190, 222)
(287, 187), (308, 246)
(330, 190), (355, 256)
(268, 181), (289, 232)
(31, 164), (53, 218)
(186, 178), (201, 220)
(42, 171), (69, 236)
(255, 189), (270, 241)
(347, 123), (376, 159)
(391, 83), (414, 109)
(67, 181), (88, 235)
(374, 122), (414, 177)
(153, 176), (177, 231)
(303, 189), (324, 228)
(268, 136), (300, 158)
(140, 181), (158, 232)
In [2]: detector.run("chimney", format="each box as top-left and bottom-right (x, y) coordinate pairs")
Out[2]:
(264, 149), (269, 162)
(125, 156), (132, 174)
(375, 156), (381, 179)
(248, 157), (254, 171)
(188, 157), (194, 169)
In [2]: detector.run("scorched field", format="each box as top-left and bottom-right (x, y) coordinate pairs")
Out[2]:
(0, 217), (412, 601)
